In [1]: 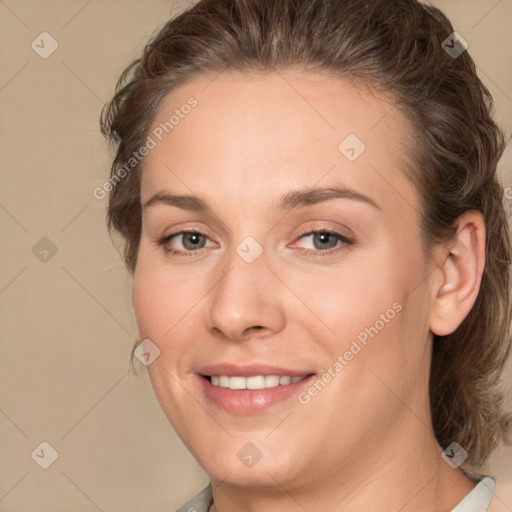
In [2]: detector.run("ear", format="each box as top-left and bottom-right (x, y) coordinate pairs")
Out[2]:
(429, 210), (486, 336)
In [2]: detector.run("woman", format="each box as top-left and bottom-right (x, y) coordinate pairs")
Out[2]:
(100, 0), (511, 510)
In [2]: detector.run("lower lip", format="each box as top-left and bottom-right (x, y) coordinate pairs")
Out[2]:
(197, 375), (316, 415)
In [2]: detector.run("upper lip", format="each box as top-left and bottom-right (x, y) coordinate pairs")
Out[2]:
(198, 363), (315, 378)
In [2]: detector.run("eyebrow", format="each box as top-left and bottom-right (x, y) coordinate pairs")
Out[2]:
(142, 186), (381, 213)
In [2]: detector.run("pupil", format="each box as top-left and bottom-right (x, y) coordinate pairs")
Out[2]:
(315, 232), (336, 250)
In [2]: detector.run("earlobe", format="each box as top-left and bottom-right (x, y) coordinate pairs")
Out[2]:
(430, 210), (486, 336)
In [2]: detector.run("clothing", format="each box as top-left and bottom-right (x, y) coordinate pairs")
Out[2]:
(451, 468), (496, 512)
(175, 467), (496, 512)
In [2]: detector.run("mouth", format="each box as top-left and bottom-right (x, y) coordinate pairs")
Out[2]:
(196, 364), (316, 414)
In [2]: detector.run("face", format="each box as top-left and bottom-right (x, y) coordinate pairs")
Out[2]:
(133, 69), (435, 490)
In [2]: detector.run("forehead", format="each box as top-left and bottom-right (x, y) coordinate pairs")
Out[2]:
(141, 69), (418, 218)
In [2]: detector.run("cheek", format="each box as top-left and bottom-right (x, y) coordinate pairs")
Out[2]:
(132, 263), (185, 345)
(132, 258), (213, 373)
(132, 270), (163, 340)
(300, 250), (427, 376)
(289, 256), (401, 342)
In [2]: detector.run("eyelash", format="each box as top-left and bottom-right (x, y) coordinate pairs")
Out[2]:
(157, 227), (354, 258)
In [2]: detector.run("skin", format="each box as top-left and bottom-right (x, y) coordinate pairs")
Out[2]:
(132, 69), (486, 512)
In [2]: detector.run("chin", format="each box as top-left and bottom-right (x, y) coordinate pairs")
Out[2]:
(192, 438), (310, 489)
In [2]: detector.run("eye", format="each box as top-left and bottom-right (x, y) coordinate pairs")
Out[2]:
(293, 228), (354, 256)
(157, 229), (215, 256)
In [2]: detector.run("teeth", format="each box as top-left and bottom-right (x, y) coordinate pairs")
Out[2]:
(229, 376), (247, 390)
(209, 374), (307, 390)
(264, 375), (279, 388)
(247, 376), (265, 389)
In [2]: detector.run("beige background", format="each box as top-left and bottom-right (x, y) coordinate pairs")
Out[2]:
(0, 1), (511, 511)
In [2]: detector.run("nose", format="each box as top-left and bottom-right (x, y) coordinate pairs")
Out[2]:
(206, 249), (286, 342)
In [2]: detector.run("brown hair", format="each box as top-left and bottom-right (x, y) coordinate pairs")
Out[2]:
(100, 0), (511, 467)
